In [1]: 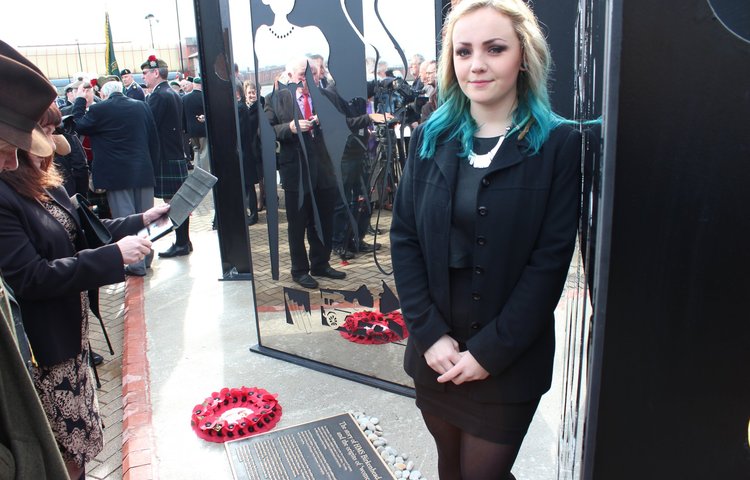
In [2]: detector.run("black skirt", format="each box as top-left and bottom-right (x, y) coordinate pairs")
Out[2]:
(414, 268), (540, 445)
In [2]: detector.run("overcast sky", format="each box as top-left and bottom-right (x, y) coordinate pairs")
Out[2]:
(1, 0), (437, 71)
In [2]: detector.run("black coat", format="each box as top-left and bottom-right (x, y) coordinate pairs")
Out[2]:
(147, 81), (186, 162)
(54, 132), (89, 196)
(264, 86), (336, 193)
(182, 90), (206, 138)
(124, 81), (145, 101)
(390, 124), (581, 403)
(238, 99), (263, 186)
(0, 183), (144, 366)
(72, 93), (159, 191)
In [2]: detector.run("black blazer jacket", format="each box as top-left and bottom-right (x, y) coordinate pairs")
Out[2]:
(0, 182), (144, 366)
(73, 93), (159, 191)
(264, 86), (335, 193)
(147, 81), (186, 161)
(390, 124), (581, 403)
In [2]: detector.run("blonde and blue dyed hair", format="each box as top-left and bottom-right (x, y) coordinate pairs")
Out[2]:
(420, 0), (566, 158)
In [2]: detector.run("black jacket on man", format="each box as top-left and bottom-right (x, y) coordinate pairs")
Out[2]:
(264, 85), (335, 193)
(72, 92), (159, 191)
(147, 81), (185, 162)
(182, 89), (206, 138)
(146, 81), (188, 198)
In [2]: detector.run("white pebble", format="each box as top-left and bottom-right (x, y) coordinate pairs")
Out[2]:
(387, 455), (395, 464)
(395, 457), (404, 464)
(380, 451), (390, 460)
(370, 417), (379, 425)
(373, 440), (385, 447)
(375, 425), (383, 432)
(409, 471), (422, 480)
(394, 472), (402, 479)
(406, 461), (414, 471)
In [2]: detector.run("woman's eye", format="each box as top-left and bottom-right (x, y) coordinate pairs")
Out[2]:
(489, 45), (508, 54)
(455, 48), (470, 57)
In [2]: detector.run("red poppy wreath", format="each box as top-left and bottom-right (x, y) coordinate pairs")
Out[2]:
(190, 386), (282, 443)
(338, 310), (408, 345)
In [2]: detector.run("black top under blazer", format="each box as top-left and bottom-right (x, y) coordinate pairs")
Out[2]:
(72, 93), (159, 191)
(264, 86), (336, 193)
(0, 183), (144, 366)
(390, 124), (582, 403)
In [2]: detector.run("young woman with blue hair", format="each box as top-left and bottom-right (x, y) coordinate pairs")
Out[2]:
(390, 1), (582, 478)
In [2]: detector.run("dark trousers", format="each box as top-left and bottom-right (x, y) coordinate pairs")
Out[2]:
(245, 183), (258, 217)
(284, 187), (336, 277)
(332, 158), (370, 249)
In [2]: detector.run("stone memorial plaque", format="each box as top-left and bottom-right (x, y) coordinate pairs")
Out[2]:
(225, 413), (395, 480)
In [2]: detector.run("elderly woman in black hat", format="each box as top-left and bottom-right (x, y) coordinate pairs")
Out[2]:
(0, 42), (169, 480)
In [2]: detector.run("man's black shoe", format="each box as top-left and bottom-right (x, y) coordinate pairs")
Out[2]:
(293, 273), (319, 289)
(159, 243), (191, 258)
(333, 246), (355, 260)
(91, 351), (104, 366)
(357, 241), (382, 253)
(367, 226), (384, 235)
(247, 214), (258, 226)
(311, 266), (346, 280)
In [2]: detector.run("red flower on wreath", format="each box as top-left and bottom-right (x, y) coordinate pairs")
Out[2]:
(190, 386), (282, 443)
(89, 78), (98, 87)
(339, 310), (408, 345)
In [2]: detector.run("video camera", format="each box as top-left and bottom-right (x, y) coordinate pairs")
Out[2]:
(370, 75), (425, 126)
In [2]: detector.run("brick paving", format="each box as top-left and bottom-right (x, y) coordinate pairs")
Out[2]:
(85, 281), (126, 480)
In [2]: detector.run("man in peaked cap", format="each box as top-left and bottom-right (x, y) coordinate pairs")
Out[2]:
(121, 68), (145, 101)
(0, 39), (70, 480)
(141, 55), (192, 257)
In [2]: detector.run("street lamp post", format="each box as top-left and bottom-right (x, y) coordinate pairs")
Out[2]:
(175, 0), (185, 72)
(145, 14), (157, 48)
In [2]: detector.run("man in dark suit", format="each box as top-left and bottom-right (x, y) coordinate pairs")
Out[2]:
(265, 58), (346, 289)
(121, 68), (145, 101)
(141, 55), (191, 257)
(72, 79), (160, 275)
(182, 77), (209, 172)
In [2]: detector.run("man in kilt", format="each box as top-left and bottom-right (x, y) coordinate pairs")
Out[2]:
(141, 55), (192, 257)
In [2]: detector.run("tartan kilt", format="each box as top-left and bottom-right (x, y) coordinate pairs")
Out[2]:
(155, 158), (189, 199)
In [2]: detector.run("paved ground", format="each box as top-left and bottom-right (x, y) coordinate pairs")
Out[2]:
(85, 282), (126, 480)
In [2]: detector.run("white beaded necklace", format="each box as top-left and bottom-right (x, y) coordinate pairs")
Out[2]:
(468, 127), (510, 168)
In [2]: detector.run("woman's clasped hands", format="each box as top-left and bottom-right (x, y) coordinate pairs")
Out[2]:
(425, 334), (490, 385)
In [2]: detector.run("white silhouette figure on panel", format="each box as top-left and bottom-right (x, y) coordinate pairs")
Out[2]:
(255, 0), (330, 69)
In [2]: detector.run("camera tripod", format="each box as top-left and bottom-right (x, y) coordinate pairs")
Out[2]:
(367, 123), (402, 211)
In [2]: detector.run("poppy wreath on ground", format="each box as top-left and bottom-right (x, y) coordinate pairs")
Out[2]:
(190, 386), (282, 443)
(338, 310), (408, 344)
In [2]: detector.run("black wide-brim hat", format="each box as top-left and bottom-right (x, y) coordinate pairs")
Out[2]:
(0, 40), (57, 157)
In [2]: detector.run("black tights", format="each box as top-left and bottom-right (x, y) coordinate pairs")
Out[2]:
(422, 411), (520, 480)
